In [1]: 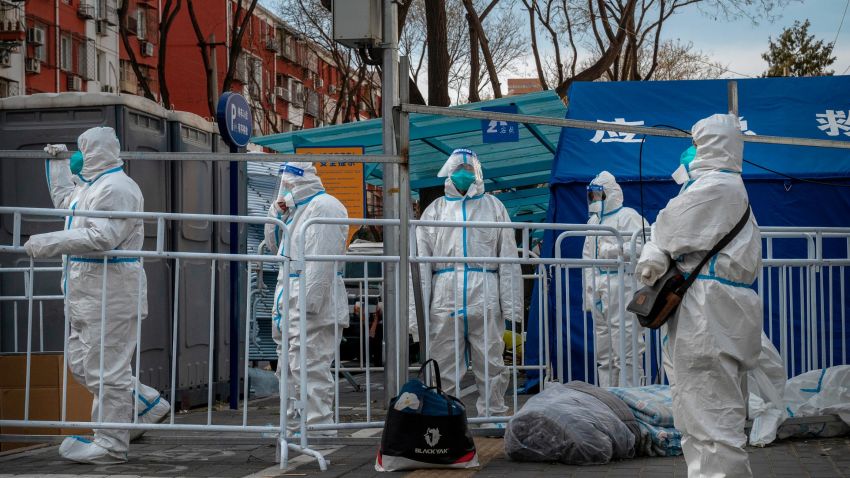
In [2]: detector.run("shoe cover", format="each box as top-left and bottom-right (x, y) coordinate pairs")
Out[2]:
(59, 436), (127, 464)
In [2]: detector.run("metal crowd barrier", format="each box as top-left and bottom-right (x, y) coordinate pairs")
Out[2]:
(1, 206), (848, 471)
(0, 206), (331, 470)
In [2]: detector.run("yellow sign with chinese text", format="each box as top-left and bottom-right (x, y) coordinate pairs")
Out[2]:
(295, 146), (365, 244)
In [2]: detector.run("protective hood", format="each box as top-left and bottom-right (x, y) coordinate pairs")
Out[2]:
(438, 148), (484, 198)
(590, 170), (624, 215)
(689, 113), (743, 175)
(278, 161), (325, 204)
(77, 126), (122, 181)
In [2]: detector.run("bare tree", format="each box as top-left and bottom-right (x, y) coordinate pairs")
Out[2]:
(277, 0), (383, 124)
(186, 0), (258, 116)
(425, 0), (451, 106)
(118, 0), (183, 104)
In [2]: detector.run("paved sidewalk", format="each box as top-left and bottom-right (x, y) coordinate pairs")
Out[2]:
(1, 370), (848, 477)
(1, 435), (848, 477)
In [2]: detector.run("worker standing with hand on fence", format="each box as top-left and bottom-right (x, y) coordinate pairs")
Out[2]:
(582, 171), (647, 387)
(24, 127), (170, 464)
(636, 114), (762, 478)
(264, 162), (348, 436)
(409, 148), (523, 429)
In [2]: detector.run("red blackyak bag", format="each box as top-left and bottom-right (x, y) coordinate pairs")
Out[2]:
(375, 359), (479, 471)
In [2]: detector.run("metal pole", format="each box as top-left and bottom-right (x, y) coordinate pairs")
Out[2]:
(381, 0), (401, 405)
(398, 56), (412, 369)
(229, 144), (240, 410)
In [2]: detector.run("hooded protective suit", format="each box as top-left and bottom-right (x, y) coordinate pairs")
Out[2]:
(24, 127), (168, 464)
(581, 171), (646, 387)
(636, 114), (762, 478)
(409, 149), (523, 417)
(264, 162), (348, 433)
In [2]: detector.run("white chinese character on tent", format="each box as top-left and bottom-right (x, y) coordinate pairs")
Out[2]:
(590, 118), (645, 143)
(815, 110), (850, 137)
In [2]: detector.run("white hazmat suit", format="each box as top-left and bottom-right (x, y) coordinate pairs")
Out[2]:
(25, 128), (169, 464)
(636, 114), (762, 478)
(409, 149), (523, 417)
(581, 171), (646, 387)
(264, 162), (348, 434)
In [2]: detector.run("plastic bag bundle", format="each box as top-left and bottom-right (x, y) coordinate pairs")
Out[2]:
(505, 382), (635, 465)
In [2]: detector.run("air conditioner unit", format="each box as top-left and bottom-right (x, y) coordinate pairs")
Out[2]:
(78, 2), (96, 19)
(141, 41), (154, 57)
(268, 93), (276, 105)
(96, 19), (108, 36)
(27, 28), (44, 45)
(275, 86), (286, 98)
(68, 75), (83, 91)
(265, 38), (279, 52)
(0, 49), (11, 68)
(25, 57), (40, 73)
(328, 84), (337, 94)
(315, 78), (324, 88)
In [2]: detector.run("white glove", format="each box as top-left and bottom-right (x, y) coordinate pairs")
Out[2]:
(43, 144), (68, 157)
(638, 266), (663, 286)
(635, 241), (669, 286)
(23, 238), (40, 258)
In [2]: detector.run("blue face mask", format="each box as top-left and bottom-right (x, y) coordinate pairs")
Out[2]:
(680, 145), (697, 171)
(70, 151), (84, 175)
(451, 169), (476, 193)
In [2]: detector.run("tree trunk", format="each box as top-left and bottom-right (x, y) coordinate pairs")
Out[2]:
(186, 0), (215, 115)
(157, 0), (182, 109)
(222, 0), (259, 94)
(424, 0), (450, 106)
(467, 12), (481, 102)
(524, 1), (548, 90)
(118, 2), (155, 101)
(461, 0), (502, 98)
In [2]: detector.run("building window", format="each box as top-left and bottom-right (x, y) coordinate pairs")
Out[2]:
(76, 42), (87, 78)
(96, 50), (104, 83)
(60, 34), (72, 71)
(0, 78), (20, 98)
(136, 8), (146, 40)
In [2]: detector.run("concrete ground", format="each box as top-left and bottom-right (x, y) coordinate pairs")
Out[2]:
(1, 369), (848, 477)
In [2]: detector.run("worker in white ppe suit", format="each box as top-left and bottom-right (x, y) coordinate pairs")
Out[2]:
(409, 149), (523, 419)
(636, 114), (762, 478)
(264, 162), (348, 435)
(581, 171), (646, 387)
(25, 128), (169, 464)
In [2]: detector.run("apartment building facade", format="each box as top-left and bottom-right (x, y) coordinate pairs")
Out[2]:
(1, 0), (378, 135)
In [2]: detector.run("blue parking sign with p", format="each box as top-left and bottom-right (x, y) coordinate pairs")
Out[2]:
(482, 105), (519, 143)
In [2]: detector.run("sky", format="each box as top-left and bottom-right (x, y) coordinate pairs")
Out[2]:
(657, 0), (850, 78)
(508, 0), (850, 81)
(264, 1), (850, 86)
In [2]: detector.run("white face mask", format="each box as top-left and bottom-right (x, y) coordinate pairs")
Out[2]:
(671, 164), (690, 185)
(588, 201), (603, 215)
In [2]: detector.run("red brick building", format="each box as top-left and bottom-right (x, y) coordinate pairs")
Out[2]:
(507, 78), (543, 96)
(1, 1), (378, 135)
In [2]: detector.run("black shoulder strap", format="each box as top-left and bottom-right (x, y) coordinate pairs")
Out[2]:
(677, 205), (751, 294)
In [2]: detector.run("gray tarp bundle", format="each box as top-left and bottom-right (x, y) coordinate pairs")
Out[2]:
(505, 381), (637, 465)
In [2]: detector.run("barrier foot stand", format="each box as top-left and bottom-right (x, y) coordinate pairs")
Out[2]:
(287, 442), (329, 471)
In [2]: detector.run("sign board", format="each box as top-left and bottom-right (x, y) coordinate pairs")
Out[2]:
(294, 146), (365, 244)
(216, 92), (253, 148)
(481, 104), (520, 143)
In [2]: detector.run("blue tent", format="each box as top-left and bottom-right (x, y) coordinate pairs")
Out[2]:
(526, 76), (850, 387)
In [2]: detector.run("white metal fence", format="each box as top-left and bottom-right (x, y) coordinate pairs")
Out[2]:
(1, 207), (848, 471)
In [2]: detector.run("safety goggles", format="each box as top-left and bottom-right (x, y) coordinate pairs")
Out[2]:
(454, 163), (476, 173)
(587, 184), (606, 203)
